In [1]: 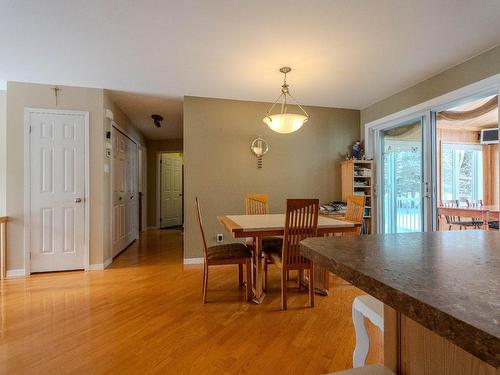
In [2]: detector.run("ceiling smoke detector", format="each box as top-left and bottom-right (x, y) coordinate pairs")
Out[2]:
(151, 114), (164, 128)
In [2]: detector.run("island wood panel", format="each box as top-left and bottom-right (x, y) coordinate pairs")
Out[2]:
(384, 308), (498, 375)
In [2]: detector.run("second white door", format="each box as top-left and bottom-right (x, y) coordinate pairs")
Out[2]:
(160, 153), (183, 228)
(112, 127), (139, 257)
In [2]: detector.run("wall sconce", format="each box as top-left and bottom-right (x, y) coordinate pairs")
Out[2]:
(250, 136), (269, 168)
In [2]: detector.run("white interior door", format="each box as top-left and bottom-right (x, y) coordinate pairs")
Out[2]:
(111, 127), (138, 257)
(160, 153), (183, 228)
(126, 138), (138, 244)
(29, 111), (87, 272)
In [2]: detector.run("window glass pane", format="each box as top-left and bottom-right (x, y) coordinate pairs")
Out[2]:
(441, 144), (483, 202)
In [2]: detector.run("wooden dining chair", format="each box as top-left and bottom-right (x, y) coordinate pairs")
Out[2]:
(245, 194), (269, 215)
(264, 198), (319, 310)
(343, 195), (365, 235)
(441, 199), (461, 230)
(245, 194), (282, 290)
(195, 197), (252, 303)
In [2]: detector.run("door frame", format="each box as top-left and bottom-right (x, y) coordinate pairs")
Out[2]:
(156, 151), (183, 228)
(364, 73), (500, 233)
(23, 108), (90, 274)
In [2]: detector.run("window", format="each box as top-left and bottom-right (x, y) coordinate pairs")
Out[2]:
(441, 143), (483, 202)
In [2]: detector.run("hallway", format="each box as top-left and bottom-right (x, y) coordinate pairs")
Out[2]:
(0, 230), (381, 374)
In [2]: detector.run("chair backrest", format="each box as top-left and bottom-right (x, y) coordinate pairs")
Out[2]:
(441, 199), (459, 223)
(245, 194), (269, 215)
(467, 199), (483, 208)
(442, 199), (459, 208)
(194, 197), (209, 261)
(282, 199), (319, 268)
(345, 195), (365, 223)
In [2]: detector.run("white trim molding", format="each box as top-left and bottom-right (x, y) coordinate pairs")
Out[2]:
(104, 257), (113, 269)
(6, 269), (26, 278)
(183, 257), (204, 265)
(88, 263), (105, 271)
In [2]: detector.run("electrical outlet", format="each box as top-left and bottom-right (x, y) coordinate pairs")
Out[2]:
(216, 233), (224, 243)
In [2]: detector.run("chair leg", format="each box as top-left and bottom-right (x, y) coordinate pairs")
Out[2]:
(202, 264), (208, 304)
(309, 264), (315, 308)
(245, 259), (252, 301)
(263, 259), (268, 292)
(281, 267), (288, 311)
(238, 264), (244, 287)
(352, 301), (369, 367)
(298, 270), (304, 289)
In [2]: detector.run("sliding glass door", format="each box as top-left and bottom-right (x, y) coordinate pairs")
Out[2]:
(380, 117), (429, 233)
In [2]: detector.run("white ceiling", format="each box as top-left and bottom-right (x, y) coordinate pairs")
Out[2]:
(2, 0), (500, 140)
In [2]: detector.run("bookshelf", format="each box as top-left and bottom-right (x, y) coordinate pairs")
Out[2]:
(341, 160), (373, 234)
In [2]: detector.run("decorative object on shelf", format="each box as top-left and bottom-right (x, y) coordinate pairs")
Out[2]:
(151, 114), (164, 128)
(250, 136), (269, 168)
(263, 67), (310, 134)
(351, 141), (365, 160)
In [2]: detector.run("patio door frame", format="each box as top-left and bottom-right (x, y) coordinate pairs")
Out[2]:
(364, 73), (500, 234)
(371, 112), (433, 233)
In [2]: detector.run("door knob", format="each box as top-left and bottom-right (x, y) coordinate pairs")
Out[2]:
(75, 198), (82, 203)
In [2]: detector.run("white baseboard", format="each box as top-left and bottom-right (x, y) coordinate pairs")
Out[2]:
(6, 269), (26, 278)
(104, 257), (113, 268)
(183, 257), (204, 265)
(88, 263), (104, 271)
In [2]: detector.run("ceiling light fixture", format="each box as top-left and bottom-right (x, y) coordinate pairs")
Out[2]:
(263, 67), (309, 134)
(151, 114), (164, 128)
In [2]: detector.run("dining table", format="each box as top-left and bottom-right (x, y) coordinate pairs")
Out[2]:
(437, 205), (499, 229)
(217, 213), (361, 304)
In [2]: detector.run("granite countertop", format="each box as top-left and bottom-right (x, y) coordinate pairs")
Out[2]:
(300, 231), (500, 368)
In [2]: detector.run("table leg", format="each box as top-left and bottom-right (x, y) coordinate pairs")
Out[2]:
(314, 267), (329, 296)
(252, 236), (266, 304)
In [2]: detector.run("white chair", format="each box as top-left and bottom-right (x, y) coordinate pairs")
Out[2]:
(352, 295), (384, 368)
(326, 364), (394, 375)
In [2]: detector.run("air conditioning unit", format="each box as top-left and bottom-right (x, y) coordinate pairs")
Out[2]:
(480, 128), (498, 144)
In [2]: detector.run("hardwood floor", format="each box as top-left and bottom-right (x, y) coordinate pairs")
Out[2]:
(0, 229), (382, 374)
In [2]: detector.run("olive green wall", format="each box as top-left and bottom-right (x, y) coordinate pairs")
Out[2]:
(361, 44), (500, 130)
(183, 96), (359, 260)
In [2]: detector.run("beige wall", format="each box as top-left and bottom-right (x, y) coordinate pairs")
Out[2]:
(183, 96), (359, 260)
(5, 82), (146, 272)
(361, 44), (500, 130)
(6, 82), (105, 270)
(146, 139), (183, 227)
(0, 90), (6, 215)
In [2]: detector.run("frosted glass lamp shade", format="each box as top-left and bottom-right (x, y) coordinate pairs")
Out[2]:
(263, 113), (308, 134)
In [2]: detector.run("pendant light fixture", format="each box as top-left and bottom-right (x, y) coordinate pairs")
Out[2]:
(263, 67), (309, 134)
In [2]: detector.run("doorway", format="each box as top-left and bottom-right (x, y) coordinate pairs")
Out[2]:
(26, 109), (89, 273)
(434, 94), (499, 231)
(380, 117), (426, 233)
(159, 152), (183, 228)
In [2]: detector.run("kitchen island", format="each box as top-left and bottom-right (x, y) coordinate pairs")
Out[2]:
(300, 231), (500, 374)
